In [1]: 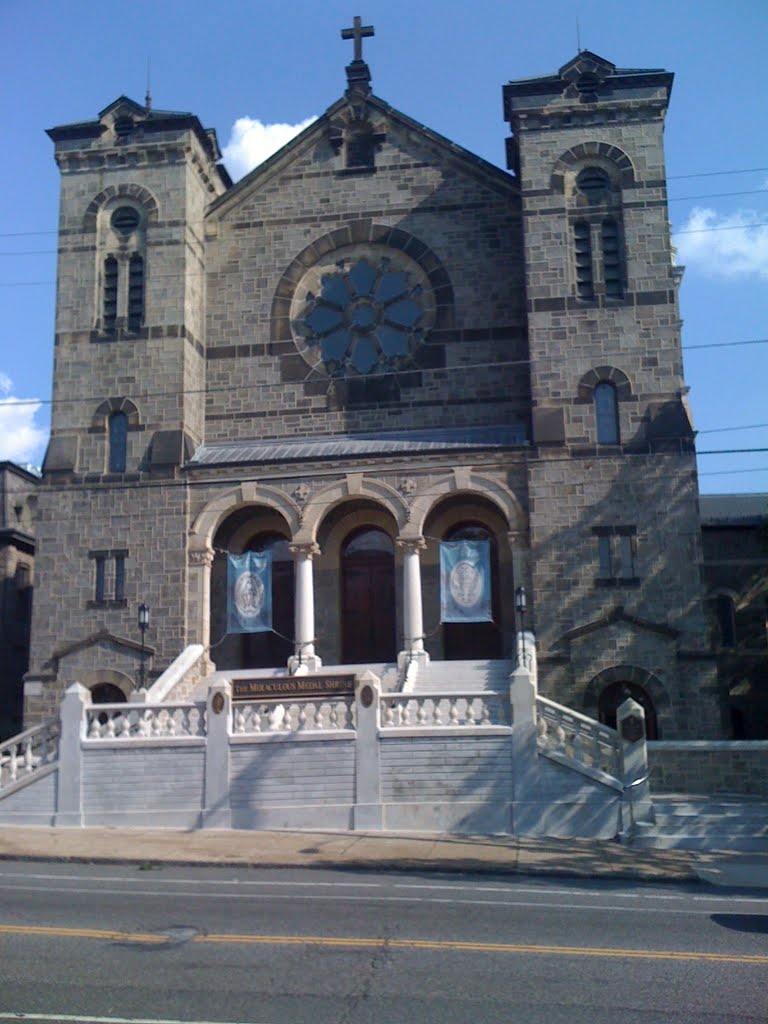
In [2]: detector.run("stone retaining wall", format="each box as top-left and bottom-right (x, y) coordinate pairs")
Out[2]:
(648, 741), (768, 797)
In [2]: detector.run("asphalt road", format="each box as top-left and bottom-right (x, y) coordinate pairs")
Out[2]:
(0, 861), (766, 1023)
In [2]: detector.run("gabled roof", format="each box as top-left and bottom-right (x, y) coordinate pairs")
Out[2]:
(50, 629), (155, 664)
(209, 91), (517, 218)
(562, 605), (679, 645)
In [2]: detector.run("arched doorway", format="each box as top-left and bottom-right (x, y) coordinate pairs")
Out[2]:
(442, 523), (502, 660)
(598, 681), (658, 740)
(90, 682), (127, 726)
(341, 528), (396, 663)
(241, 532), (295, 669)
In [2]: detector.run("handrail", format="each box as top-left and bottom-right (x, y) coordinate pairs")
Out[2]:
(0, 717), (61, 793)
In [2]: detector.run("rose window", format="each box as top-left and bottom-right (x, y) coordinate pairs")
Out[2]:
(292, 254), (431, 376)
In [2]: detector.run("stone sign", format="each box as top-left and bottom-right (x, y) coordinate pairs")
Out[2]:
(232, 675), (356, 701)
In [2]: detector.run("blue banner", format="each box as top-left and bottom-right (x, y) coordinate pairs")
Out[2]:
(440, 540), (492, 623)
(227, 551), (272, 634)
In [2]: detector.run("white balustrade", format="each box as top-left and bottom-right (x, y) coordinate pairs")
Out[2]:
(0, 718), (60, 790)
(232, 698), (355, 735)
(85, 702), (206, 740)
(536, 696), (619, 778)
(380, 691), (507, 729)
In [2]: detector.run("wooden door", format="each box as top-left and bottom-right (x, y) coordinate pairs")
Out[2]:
(341, 529), (396, 664)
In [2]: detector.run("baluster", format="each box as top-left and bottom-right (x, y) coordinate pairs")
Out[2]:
(329, 702), (339, 729)
(121, 711), (132, 738)
(283, 704), (294, 732)
(24, 737), (34, 772)
(400, 701), (410, 727)
(416, 699), (427, 726)
(572, 729), (583, 764)
(384, 701), (394, 727)
(106, 714), (116, 739)
(433, 699), (442, 726)
(536, 714), (548, 746)
(9, 747), (18, 782)
(480, 699), (491, 727)
(89, 715), (101, 739)
(554, 714), (566, 753)
(167, 709), (178, 736)
(465, 700), (476, 727)
(449, 698), (459, 726)
(234, 706), (246, 733)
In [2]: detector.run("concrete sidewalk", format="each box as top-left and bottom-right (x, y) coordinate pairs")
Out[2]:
(1, 825), (767, 888)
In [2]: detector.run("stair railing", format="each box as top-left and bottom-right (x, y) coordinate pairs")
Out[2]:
(0, 718), (61, 793)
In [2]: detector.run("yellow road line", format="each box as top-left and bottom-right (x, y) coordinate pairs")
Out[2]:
(0, 923), (765, 965)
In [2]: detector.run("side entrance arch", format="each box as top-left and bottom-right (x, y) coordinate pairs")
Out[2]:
(341, 528), (396, 663)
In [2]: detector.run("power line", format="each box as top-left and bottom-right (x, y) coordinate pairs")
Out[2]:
(667, 166), (768, 180)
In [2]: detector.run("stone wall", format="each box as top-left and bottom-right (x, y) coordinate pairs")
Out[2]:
(648, 741), (768, 797)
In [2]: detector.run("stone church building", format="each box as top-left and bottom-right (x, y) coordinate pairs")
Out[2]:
(24, 31), (725, 739)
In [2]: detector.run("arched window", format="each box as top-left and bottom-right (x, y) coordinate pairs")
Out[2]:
(576, 167), (610, 202)
(573, 221), (594, 299)
(128, 254), (144, 331)
(598, 681), (658, 740)
(108, 411), (128, 473)
(103, 256), (118, 331)
(715, 594), (737, 648)
(594, 382), (619, 444)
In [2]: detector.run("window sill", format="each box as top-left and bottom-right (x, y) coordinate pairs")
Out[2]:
(595, 577), (641, 588)
(87, 599), (128, 609)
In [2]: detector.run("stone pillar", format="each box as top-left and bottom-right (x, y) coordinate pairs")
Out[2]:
(288, 542), (322, 675)
(55, 682), (89, 827)
(396, 536), (429, 669)
(509, 665), (538, 835)
(617, 695), (653, 832)
(188, 546), (216, 673)
(203, 680), (232, 829)
(353, 670), (382, 830)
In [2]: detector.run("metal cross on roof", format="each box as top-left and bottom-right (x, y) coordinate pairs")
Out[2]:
(341, 16), (374, 62)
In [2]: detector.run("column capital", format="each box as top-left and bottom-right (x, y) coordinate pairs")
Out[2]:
(189, 546), (215, 567)
(506, 530), (526, 550)
(396, 535), (426, 553)
(289, 541), (320, 560)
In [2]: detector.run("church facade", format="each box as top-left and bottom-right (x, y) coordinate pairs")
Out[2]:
(24, 33), (724, 739)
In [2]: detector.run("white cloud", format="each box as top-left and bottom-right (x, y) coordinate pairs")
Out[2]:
(674, 207), (768, 280)
(222, 115), (318, 181)
(0, 375), (48, 465)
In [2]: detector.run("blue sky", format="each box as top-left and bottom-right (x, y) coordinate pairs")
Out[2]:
(2, 0), (766, 493)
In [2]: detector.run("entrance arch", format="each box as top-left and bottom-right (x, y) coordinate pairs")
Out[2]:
(442, 522), (502, 660)
(241, 532), (295, 669)
(210, 506), (295, 671)
(341, 528), (396, 663)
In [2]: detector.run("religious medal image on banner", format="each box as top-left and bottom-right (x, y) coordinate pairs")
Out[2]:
(227, 551), (272, 634)
(439, 539), (493, 623)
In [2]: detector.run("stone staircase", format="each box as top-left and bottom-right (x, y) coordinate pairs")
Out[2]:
(414, 659), (514, 693)
(631, 795), (768, 852)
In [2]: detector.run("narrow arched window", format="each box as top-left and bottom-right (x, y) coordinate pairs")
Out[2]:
(573, 222), (594, 299)
(594, 382), (619, 444)
(103, 256), (118, 330)
(602, 219), (624, 297)
(128, 254), (144, 331)
(108, 411), (128, 473)
(716, 594), (736, 648)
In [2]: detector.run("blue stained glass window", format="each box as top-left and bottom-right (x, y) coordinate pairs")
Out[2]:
(348, 259), (377, 296)
(319, 274), (350, 307)
(376, 326), (409, 358)
(108, 412), (128, 473)
(305, 305), (344, 335)
(297, 255), (427, 378)
(594, 382), (619, 444)
(375, 270), (408, 303)
(350, 337), (378, 374)
(386, 298), (422, 328)
(321, 328), (352, 363)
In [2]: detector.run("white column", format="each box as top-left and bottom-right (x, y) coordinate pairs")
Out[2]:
(397, 536), (429, 667)
(188, 545), (215, 672)
(288, 542), (322, 674)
